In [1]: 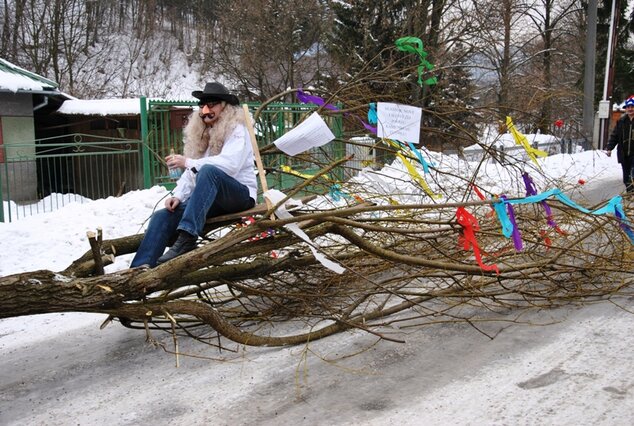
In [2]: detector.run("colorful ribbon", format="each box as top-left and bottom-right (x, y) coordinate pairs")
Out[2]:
(456, 207), (500, 274)
(539, 229), (552, 249)
(493, 190), (634, 246)
(395, 37), (438, 86)
(471, 184), (496, 217)
(296, 89), (377, 133)
(296, 89), (339, 111)
(406, 141), (431, 174)
(280, 165), (330, 181)
(522, 172), (553, 226)
(384, 138), (434, 173)
(614, 203), (634, 244)
(522, 172), (566, 234)
(396, 152), (442, 199)
(506, 116), (548, 167)
(368, 103), (378, 125)
(471, 184), (487, 201)
(502, 195), (523, 251)
(329, 184), (352, 202)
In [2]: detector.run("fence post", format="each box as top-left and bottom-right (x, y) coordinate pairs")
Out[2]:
(139, 96), (152, 189)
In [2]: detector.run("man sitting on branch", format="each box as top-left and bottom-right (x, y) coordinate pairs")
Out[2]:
(130, 82), (257, 267)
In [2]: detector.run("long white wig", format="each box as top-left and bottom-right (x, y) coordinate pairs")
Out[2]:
(182, 103), (245, 159)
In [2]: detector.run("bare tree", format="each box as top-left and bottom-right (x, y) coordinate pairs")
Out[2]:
(524, 0), (583, 133)
(1, 0), (112, 95)
(1, 0), (26, 60)
(208, 0), (334, 100)
(456, 0), (537, 124)
(0, 142), (631, 348)
(456, 0), (587, 132)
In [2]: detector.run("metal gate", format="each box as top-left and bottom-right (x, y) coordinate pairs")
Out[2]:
(1, 101), (344, 222)
(0, 134), (143, 222)
(140, 99), (344, 197)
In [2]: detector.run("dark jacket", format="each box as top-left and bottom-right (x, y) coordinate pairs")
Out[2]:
(606, 113), (634, 163)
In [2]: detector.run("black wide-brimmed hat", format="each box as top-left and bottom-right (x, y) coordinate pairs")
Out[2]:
(192, 82), (240, 105)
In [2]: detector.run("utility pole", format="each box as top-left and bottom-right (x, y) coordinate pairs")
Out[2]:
(599, 0), (621, 149)
(583, 0), (597, 148)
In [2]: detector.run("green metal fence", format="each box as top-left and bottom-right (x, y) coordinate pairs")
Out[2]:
(141, 99), (344, 197)
(249, 102), (345, 196)
(0, 134), (143, 222)
(141, 99), (196, 190)
(1, 101), (344, 222)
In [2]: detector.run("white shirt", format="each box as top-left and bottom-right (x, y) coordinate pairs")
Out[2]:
(172, 123), (258, 203)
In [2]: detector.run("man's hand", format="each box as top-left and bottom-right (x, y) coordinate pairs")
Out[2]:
(165, 197), (181, 212)
(166, 154), (186, 169)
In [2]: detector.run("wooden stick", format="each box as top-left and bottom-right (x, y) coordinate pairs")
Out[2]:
(87, 230), (105, 275)
(242, 104), (274, 216)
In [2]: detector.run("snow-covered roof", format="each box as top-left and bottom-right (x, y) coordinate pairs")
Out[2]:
(465, 132), (557, 150)
(57, 99), (143, 116)
(57, 98), (195, 116)
(0, 58), (59, 93)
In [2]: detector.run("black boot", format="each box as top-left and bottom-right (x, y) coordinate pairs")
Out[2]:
(157, 231), (198, 264)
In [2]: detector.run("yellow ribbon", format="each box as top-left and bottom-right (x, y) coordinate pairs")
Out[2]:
(281, 165), (366, 203)
(396, 152), (442, 199)
(280, 165), (331, 181)
(506, 116), (548, 167)
(382, 138), (441, 199)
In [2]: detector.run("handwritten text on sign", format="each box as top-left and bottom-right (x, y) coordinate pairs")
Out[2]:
(376, 102), (422, 144)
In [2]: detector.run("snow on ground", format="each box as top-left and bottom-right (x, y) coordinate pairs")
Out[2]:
(1, 150), (633, 425)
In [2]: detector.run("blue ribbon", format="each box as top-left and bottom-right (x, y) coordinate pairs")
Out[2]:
(615, 206), (634, 243)
(368, 103), (377, 125)
(406, 141), (432, 174)
(493, 190), (634, 245)
(493, 198), (514, 238)
(329, 184), (352, 202)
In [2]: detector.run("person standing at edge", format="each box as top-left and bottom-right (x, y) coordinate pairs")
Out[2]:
(130, 82), (257, 267)
(606, 95), (634, 193)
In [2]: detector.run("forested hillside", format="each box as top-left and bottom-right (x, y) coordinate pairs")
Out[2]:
(1, 0), (633, 146)
(1, 0), (335, 101)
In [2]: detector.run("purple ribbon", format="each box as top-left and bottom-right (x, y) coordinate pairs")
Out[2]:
(296, 89), (339, 111)
(296, 89), (377, 134)
(522, 172), (557, 228)
(614, 207), (634, 243)
(501, 195), (523, 251)
(358, 117), (377, 134)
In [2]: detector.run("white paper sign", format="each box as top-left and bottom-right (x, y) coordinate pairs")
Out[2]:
(598, 100), (610, 119)
(376, 102), (422, 144)
(273, 112), (336, 156)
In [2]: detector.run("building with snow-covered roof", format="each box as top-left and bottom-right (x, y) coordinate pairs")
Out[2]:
(0, 58), (69, 145)
(0, 58), (71, 201)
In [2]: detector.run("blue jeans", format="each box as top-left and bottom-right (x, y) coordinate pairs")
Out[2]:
(131, 165), (255, 267)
